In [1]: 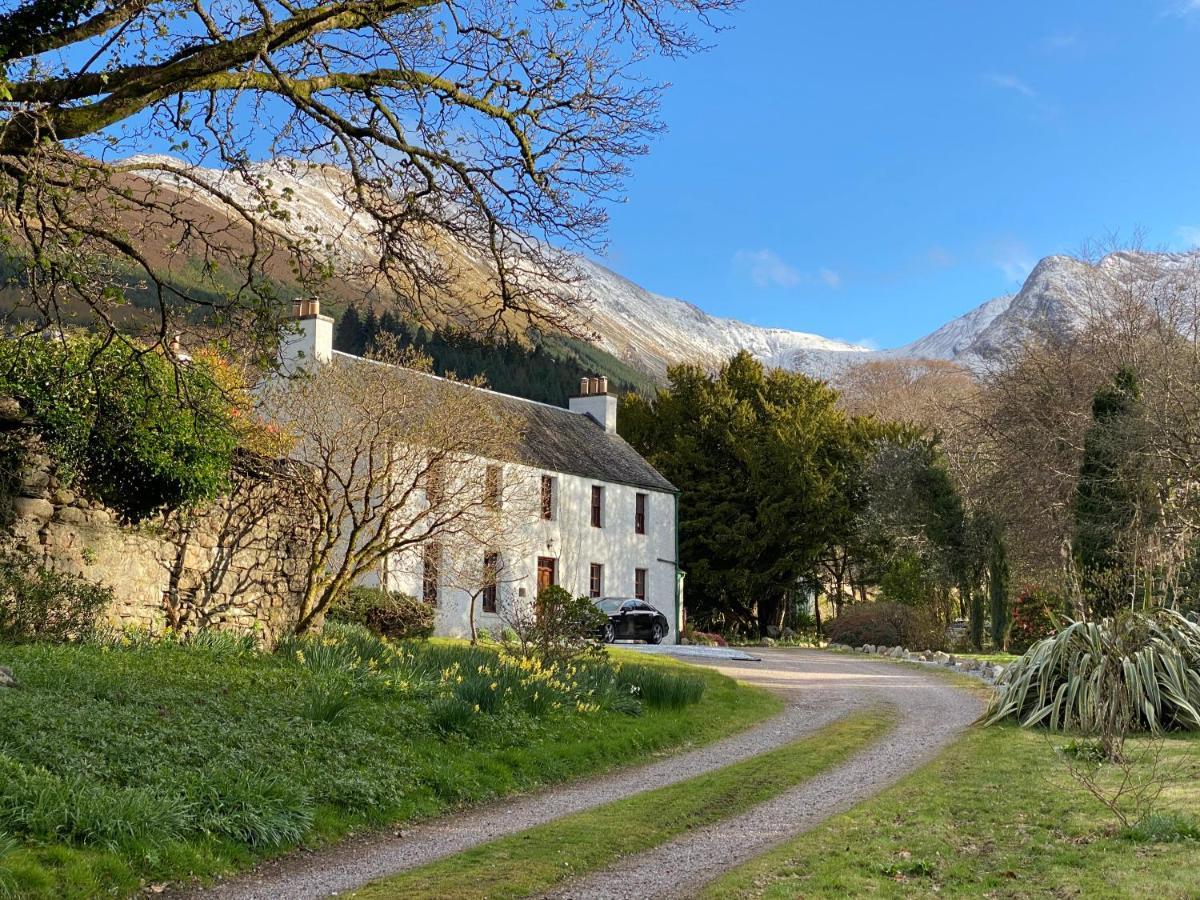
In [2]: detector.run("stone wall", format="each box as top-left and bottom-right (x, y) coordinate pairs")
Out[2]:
(1, 402), (315, 646)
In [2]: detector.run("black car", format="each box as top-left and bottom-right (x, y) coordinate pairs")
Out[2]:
(595, 597), (670, 644)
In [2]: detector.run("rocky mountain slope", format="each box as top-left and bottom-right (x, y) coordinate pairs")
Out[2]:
(125, 157), (1197, 380)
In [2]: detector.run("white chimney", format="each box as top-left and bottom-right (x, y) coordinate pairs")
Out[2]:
(279, 297), (334, 374)
(569, 374), (618, 433)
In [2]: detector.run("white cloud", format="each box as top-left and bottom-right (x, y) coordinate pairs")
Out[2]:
(1040, 31), (1081, 52)
(733, 250), (842, 291)
(981, 237), (1035, 283)
(734, 249), (802, 289)
(1178, 225), (1200, 248)
(986, 73), (1038, 98)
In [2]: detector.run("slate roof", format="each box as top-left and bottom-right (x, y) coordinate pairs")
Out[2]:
(331, 351), (676, 494)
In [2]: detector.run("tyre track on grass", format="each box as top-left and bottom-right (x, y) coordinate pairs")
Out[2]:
(175, 650), (982, 900)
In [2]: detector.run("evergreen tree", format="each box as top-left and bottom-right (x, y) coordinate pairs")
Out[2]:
(622, 352), (863, 636)
(1073, 367), (1154, 617)
(988, 529), (1010, 648)
(334, 306), (364, 354)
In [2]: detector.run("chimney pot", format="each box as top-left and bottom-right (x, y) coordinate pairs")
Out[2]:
(598, 376), (608, 395)
(588, 376), (601, 395)
(579, 376), (590, 396)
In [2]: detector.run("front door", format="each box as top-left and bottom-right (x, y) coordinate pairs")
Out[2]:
(536, 557), (557, 594)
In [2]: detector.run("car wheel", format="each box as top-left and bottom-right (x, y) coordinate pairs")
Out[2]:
(649, 623), (663, 645)
(603, 622), (616, 643)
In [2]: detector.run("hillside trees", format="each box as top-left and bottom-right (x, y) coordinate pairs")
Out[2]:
(622, 352), (860, 636)
(0, 0), (737, 360)
(971, 248), (1200, 618)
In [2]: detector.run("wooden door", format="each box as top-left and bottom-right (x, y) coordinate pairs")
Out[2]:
(536, 557), (557, 593)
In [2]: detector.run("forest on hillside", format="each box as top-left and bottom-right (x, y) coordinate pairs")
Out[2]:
(334, 307), (656, 407)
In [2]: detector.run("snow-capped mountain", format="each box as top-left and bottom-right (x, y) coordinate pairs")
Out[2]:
(122, 157), (1199, 380)
(563, 255), (870, 376)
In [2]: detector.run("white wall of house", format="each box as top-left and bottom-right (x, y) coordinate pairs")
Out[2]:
(383, 461), (679, 641)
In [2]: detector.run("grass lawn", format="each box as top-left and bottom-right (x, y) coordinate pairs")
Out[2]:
(0, 631), (781, 899)
(350, 708), (896, 900)
(700, 723), (1200, 898)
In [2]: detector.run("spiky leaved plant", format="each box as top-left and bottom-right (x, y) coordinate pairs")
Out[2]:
(986, 609), (1200, 759)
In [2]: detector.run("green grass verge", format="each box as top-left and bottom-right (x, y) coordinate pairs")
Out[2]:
(0, 638), (781, 899)
(699, 723), (1200, 898)
(349, 708), (896, 900)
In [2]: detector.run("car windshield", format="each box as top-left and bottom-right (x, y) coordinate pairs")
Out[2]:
(596, 599), (623, 614)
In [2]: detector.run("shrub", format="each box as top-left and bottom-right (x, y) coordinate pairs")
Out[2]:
(825, 602), (945, 650)
(1009, 586), (1061, 653)
(0, 333), (241, 522)
(503, 585), (607, 664)
(0, 554), (112, 643)
(328, 586), (433, 640)
(986, 609), (1200, 741)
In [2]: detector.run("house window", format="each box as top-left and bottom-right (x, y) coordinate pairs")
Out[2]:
(635, 493), (647, 535)
(482, 551), (499, 613)
(422, 542), (441, 606)
(634, 567), (647, 601)
(540, 475), (555, 520)
(485, 465), (502, 510)
(591, 485), (604, 528)
(589, 563), (603, 598)
(426, 457), (445, 505)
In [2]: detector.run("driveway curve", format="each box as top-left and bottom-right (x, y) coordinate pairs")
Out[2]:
(173, 650), (983, 900)
(544, 650), (984, 899)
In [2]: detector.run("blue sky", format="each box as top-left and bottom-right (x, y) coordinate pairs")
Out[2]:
(595, 0), (1200, 348)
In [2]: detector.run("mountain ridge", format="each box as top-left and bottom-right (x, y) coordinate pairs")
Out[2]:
(124, 156), (1197, 381)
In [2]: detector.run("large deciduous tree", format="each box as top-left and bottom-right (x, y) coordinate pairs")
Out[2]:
(0, 0), (736, 358)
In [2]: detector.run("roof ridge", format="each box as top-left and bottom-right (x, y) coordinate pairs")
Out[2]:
(330, 349), (596, 419)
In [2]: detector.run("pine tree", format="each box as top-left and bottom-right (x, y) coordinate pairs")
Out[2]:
(334, 306), (364, 354)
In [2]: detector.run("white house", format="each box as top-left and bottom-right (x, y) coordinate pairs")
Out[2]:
(279, 302), (683, 642)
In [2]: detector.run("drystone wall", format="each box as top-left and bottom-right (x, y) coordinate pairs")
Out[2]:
(0, 399), (315, 646)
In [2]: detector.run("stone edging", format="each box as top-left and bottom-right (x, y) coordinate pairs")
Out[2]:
(825, 642), (1008, 684)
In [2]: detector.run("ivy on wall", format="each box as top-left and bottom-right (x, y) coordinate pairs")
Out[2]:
(0, 334), (242, 522)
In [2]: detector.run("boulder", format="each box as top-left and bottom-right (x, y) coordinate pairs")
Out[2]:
(945, 654), (957, 666)
(862, 644), (875, 654)
(760, 637), (777, 647)
(0, 666), (18, 689)
(932, 651), (951, 665)
(992, 664), (1006, 681)
(889, 646), (906, 659)
(11, 496), (53, 521)
(766, 625), (782, 639)
(781, 627), (797, 641)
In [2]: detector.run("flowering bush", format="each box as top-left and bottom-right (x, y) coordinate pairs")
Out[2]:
(1008, 586), (1062, 653)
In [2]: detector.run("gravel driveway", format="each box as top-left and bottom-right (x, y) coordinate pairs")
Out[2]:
(172, 650), (983, 900)
(544, 650), (984, 899)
